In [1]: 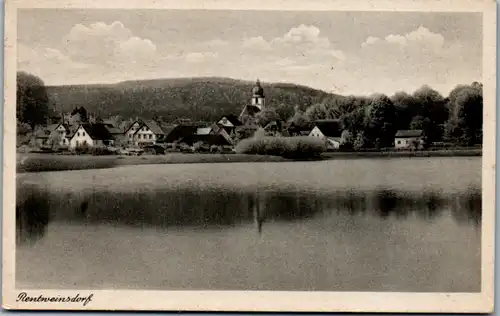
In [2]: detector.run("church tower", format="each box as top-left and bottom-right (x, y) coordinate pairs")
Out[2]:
(239, 79), (266, 122)
(251, 79), (265, 111)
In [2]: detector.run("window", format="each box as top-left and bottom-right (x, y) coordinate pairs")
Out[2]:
(76, 140), (79, 146)
(149, 134), (152, 139)
(77, 132), (80, 137)
(129, 134), (132, 138)
(83, 140), (87, 145)
(397, 140), (401, 144)
(83, 132), (86, 136)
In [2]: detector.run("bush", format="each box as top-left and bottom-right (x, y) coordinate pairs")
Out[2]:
(235, 136), (326, 159)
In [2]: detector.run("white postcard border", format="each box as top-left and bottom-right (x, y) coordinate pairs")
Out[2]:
(3, 0), (496, 312)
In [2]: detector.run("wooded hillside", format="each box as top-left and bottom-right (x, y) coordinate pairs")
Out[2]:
(46, 77), (337, 122)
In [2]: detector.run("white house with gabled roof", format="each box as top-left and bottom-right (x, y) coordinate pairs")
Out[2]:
(124, 121), (142, 145)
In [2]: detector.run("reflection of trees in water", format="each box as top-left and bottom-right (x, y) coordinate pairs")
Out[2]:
(450, 188), (482, 227)
(16, 183), (482, 243)
(16, 185), (50, 245)
(372, 190), (446, 221)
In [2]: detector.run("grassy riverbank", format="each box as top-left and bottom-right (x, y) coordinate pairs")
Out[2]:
(17, 148), (481, 173)
(322, 149), (482, 159)
(17, 153), (288, 173)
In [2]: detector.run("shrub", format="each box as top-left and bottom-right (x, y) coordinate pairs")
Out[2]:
(235, 136), (326, 159)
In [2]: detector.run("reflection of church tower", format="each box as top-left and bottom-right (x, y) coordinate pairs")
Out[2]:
(239, 79), (266, 122)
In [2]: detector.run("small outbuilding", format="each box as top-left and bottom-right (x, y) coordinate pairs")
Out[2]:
(394, 130), (424, 149)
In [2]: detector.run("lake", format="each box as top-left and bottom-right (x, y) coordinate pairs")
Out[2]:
(16, 157), (481, 292)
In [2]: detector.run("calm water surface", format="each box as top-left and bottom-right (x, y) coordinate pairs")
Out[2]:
(16, 157), (481, 292)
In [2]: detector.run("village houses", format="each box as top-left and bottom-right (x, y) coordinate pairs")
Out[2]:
(68, 123), (114, 149)
(216, 114), (242, 136)
(34, 123), (69, 148)
(28, 80), (426, 153)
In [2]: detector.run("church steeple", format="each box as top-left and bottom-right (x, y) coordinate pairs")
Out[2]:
(239, 79), (267, 123)
(251, 79), (265, 110)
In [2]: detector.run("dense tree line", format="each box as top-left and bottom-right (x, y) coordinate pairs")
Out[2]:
(286, 82), (483, 148)
(17, 72), (49, 130)
(17, 71), (482, 149)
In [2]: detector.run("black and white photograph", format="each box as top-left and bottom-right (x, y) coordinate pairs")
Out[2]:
(3, 0), (496, 312)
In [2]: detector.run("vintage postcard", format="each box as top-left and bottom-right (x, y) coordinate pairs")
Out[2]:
(3, 0), (496, 312)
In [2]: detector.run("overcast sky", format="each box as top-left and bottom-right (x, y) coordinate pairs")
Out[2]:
(17, 9), (482, 96)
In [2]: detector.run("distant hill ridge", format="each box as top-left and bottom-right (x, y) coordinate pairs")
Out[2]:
(46, 77), (342, 122)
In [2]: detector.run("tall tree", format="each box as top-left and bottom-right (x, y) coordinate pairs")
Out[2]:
(287, 105), (311, 128)
(412, 85), (448, 144)
(255, 108), (281, 127)
(390, 91), (418, 131)
(17, 72), (49, 129)
(340, 106), (366, 135)
(446, 83), (483, 145)
(365, 94), (397, 148)
(79, 106), (89, 123)
(305, 103), (329, 120)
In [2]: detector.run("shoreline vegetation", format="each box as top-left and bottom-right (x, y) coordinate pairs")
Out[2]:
(17, 148), (481, 173)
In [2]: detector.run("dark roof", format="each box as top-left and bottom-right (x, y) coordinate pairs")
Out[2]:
(395, 129), (423, 138)
(123, 121), (142, 134)
(182, 134), (233, 146)
(143, 120), (165, 135)
(163, 124), (203, 143)
(80, 123), (113, 140)
(313, 119), (342, 137)
(218, 114), (242, 126)
(132, 120), (168, 136)
(64, 124), (80, 138)
(103, 123), (123, 134)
